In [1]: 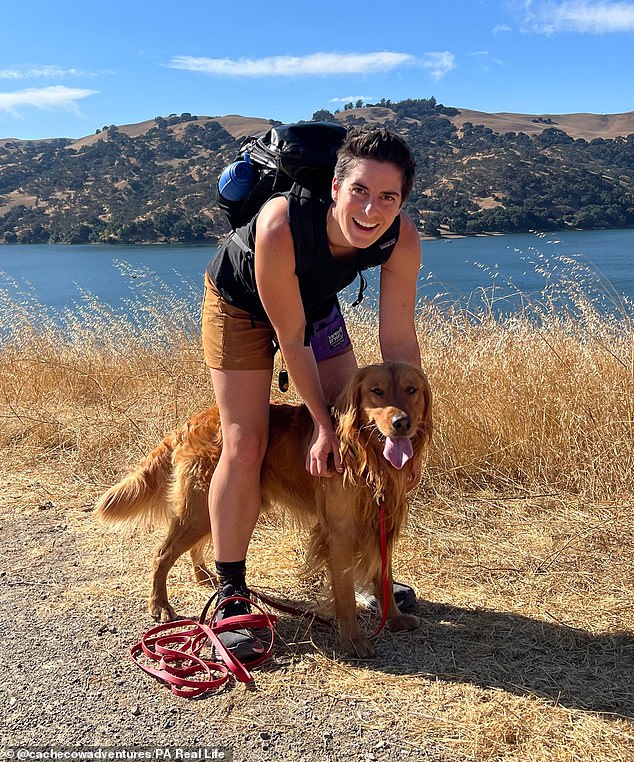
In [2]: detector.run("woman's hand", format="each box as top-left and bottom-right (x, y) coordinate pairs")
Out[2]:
(306, 422), (343, 477)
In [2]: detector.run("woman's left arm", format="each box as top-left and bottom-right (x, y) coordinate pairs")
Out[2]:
(378, 212), (422, 367)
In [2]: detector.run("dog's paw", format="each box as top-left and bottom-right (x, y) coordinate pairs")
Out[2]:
(341, 633), (375, 659)
(387, 613), (420, 632)
(148, 599), (176, 622)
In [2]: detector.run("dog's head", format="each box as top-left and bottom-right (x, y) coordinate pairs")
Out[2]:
(336, 362), (432, 476)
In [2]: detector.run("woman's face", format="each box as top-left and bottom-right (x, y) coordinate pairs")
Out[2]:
(330, 158), (403, 250)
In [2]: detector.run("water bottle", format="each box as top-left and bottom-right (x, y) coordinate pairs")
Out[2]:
(218, 156), (256, 202)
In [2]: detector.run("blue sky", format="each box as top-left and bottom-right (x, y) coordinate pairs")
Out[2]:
(2, 0), (634, 140)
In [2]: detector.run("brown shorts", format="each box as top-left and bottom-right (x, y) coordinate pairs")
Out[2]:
(202, 273), (276, 370)
(201, 273), (353, 370)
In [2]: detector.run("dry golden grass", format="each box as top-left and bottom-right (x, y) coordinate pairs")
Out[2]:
(1, 262), (633, 760)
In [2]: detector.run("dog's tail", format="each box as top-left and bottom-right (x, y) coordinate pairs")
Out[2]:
(94, 434), (176, 530)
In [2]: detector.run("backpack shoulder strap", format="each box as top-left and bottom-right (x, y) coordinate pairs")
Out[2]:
(287, 184), (318, 277)
(287, 184), (326, 347)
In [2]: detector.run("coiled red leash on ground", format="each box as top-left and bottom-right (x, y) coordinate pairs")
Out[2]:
(129, 593), (276, 698)
(130, 498), (391, 697)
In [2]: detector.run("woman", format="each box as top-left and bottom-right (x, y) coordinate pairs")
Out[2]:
(202, 127), (421, 657)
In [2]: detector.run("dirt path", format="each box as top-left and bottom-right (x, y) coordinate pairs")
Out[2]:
(2, 461), (633, 761)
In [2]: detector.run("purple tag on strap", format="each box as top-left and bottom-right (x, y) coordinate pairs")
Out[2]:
(310, 304), (352, 362)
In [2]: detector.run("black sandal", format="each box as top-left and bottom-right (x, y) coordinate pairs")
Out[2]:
(355, 581), (417, 614)
(212, 582), (266, 661)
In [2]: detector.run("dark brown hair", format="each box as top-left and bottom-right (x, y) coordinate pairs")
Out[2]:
(335, 127), (416, 201)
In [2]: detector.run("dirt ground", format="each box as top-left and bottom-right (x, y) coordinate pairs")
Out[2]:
(1, 452), (633, 762)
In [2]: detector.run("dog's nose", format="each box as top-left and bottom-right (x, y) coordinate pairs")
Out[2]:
(391, 413), (411, 433)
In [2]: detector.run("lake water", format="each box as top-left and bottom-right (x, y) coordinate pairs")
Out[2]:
(0, 229), (633, 325)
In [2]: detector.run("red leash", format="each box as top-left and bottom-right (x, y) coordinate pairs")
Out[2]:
(371, 496), (390, 638)
(129, 593), (276, 698)
(250, 588), (332, 627)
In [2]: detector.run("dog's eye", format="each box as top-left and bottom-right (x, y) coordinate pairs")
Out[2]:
(406, 386), (417, 395)
(370, 387), (384, 397)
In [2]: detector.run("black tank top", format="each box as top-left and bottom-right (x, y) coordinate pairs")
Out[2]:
(206, 185), (401, 323)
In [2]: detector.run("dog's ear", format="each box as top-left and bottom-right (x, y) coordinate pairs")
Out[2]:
(335, 367), (367, 437)
(335, 368), (366, 484)
(335, 367), (364, 416)
(416, 370), (433, 450)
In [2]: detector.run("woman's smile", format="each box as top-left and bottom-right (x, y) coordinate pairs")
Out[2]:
(353, 217), (379, 231)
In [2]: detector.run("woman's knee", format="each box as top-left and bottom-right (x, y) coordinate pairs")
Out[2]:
(219, 425), (268, 470)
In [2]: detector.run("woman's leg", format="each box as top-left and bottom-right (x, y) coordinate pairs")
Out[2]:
(208, 366), (272, 659)
(201, 271), (277, 655)
(208, 366), (273, 563)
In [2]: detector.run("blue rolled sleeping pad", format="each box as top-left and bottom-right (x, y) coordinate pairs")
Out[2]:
(218, 158), (256, 202)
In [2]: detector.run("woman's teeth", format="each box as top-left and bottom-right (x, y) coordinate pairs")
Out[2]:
(353, 218), (378, 230)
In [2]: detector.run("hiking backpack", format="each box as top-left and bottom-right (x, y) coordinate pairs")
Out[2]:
(216, 121), (348, 230)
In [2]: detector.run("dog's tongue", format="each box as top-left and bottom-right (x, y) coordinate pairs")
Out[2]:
(383, 436), (413, 469)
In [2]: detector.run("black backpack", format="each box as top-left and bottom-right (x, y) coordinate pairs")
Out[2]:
(217, 121), (348, 230)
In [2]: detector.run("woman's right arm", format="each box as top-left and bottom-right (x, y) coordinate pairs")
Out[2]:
(253, 197), (342, 477)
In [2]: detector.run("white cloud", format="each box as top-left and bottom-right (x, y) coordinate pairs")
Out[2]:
(330, 95), (375, 103)
(0, 86), (98, 116)
(420, 52), (456, 80)
(0, 65), (103, 80)
(468, 50), (504, 66)
(169, 52), (415, 76)
(492, 23), (513, 33)
(169, 50), (456, 80)
(523, 1), (634, 33)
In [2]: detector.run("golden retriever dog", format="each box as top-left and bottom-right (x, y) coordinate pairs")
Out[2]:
(95, 361), (432, 658)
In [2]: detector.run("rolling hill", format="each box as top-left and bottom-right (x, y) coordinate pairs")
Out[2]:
(0, 100), (632, 243)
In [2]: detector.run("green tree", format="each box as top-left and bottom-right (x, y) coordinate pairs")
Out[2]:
(312, 109), (337, 122)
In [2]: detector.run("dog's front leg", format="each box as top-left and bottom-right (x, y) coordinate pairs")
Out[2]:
(326, 534), (375, 659)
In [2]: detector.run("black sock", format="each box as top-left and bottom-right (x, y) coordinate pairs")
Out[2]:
(215, 559), (247, 591)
